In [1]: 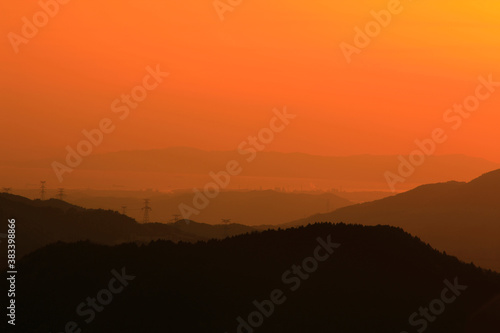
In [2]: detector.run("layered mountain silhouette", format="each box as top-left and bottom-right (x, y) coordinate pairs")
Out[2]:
(286, 169), (500, 271)
(0, 193), (256, 261)
(10, 223), (500, 332)
(65, 189), (353, 226)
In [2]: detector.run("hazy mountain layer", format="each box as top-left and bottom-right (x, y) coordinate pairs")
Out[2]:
(286, 170), (500, 272)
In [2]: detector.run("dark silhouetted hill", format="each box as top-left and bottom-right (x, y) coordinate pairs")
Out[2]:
(167, 219), (256, 239)
(0, 194), (257, 261)
(285, 169), (500, 271)
(10, 223), (500, 332)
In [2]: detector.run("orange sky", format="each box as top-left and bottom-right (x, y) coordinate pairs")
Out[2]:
(1, 0), (500, 163)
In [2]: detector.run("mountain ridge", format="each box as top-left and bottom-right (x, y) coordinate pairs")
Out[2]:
(284, 169), (500, 271)
(11, 223), (500, 332)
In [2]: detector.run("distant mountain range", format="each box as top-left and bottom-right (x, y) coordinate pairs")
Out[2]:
(2, 169), (500, 274)
(285, 169), (500, 272)
(67, 190), (353, 226)
(11, 223), (500, 332)
(4, 147), (499, 191)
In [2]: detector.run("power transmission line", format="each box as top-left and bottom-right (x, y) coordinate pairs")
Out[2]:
(56, 188), (65, 200)
(40, 181), (46, 200)
(142, 199), (152, 223)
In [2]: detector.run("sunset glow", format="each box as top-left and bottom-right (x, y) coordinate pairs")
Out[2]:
(2, 1), (500, 167)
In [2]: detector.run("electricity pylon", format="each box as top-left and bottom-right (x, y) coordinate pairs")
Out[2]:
(56, 188), (65, 200)
(142, 199), (152, 223)
(40, 181), (46, 200)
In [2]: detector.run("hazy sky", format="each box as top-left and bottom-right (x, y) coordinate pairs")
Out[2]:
(2, 0), (500, 162)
